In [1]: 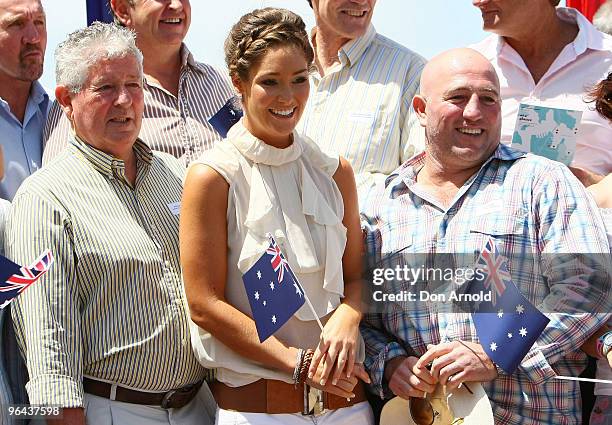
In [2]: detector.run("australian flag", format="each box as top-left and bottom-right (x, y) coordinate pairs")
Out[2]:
(0, 250), (54, 309)
(242, 235), (305, 342)
(208, 97), (243, 138)
(471, 238), (549, 374)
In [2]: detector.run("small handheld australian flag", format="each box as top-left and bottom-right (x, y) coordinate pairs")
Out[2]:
(208, 97), (243, 138)
(0, 250), (54, 309)
(242, 235), (305, 342)
(471, 238), (549, 374)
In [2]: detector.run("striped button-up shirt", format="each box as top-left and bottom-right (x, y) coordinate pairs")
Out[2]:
(298, 25), (426, 200)
(6, 137), (205, 407)
(42, 44), (237, 166)
(360, 145), (611, 424)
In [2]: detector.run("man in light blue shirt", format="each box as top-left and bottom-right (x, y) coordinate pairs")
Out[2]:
(0, 2), (47, 423)
(0, 0), (48, 201)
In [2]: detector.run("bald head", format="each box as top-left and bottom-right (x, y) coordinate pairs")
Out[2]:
(412, 48), (502, 172)
(420, 48), (499, 100)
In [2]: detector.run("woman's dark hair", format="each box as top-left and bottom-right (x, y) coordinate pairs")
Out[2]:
(586, 73), (612, 122)
(224, 8), (314, 82)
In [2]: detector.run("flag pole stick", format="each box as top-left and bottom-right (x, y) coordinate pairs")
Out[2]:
(301, 290), (324, 332)
(555, 375), (612, 385)
(266, 233), (325, 332)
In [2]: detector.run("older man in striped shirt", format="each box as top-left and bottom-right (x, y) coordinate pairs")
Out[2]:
(6, 23), (214, 425)
(42, 0), (238, 166)
(299, 0), (426, 201)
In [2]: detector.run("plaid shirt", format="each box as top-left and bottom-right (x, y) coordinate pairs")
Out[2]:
(360, 144), (611, 425)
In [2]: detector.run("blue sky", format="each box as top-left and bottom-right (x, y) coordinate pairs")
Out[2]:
(40, 0), (565, 95)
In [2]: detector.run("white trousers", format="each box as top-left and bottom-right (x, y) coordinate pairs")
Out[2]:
(215, 401), (374, 425)
(83, 383), (216, 425)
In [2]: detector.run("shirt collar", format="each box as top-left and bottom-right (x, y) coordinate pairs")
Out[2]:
(69, 135), (153, 179)
(143, 43), (207, 88)
(482, 7), (609, 60)
(556, 7), (610, 53)
(386, 144), (527, 192)
(226, 118), (303, 166)
(30, 80), (48, 106)
(0, 80), (48, 114)
(339, 24), (377, 68)
(181, 43), (209, 76)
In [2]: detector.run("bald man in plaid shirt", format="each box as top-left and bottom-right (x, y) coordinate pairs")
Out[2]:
(360, 48), (611, 425)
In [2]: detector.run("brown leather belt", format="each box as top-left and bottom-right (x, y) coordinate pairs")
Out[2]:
(83, 377), (202, 409)
(210, 379), (366, 414)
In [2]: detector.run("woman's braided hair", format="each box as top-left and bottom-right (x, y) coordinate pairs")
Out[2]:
(224, 8), (314, 82)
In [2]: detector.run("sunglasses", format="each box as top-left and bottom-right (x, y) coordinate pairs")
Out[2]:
(408, 382), (473, 425)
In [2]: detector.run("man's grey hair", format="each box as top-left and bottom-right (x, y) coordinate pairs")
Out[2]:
(593, 1), (612, 36)
(55, 21), (143, 93)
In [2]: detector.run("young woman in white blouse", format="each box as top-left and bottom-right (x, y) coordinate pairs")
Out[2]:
(180, 8), (374, 425)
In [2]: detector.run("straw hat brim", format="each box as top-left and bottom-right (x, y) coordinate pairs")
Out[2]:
(379, 382), (494, 425)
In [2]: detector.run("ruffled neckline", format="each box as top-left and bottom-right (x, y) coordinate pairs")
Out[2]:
(227, 119), (303, 166)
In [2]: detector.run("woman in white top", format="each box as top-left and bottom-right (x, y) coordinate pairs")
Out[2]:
(180, 8), (373, 425)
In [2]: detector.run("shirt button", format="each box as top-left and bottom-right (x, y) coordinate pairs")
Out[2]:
(182, 338), (187, 346)
(164, 260), (171, 268)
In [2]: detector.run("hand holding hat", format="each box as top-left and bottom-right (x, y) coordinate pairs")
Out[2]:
(417, 341), (498, 392)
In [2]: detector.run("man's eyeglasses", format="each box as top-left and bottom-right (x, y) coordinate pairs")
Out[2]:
(409, 395), (438, 425)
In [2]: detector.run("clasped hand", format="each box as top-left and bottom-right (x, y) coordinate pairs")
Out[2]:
(306, 304), (370, 397)
(307, 363), (370, 399)
(387, 340), (498, 399)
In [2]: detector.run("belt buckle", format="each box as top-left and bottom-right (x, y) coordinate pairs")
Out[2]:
(301, 385), (324, 416)
(161, 389), (178, 409)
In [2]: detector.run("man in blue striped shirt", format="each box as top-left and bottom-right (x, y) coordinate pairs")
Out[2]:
(360, 48), (611, 424)
(42, 0), (238, 165)
(299, 0), (426, 202)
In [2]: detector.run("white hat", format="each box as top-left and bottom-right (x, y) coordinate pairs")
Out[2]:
(379, 382), (494, 425)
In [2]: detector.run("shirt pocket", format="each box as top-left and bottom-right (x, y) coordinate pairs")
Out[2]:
(468, 206), (529, 252)
(376, 235), (418, 292)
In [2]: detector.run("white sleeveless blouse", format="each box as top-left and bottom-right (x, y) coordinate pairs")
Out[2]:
(188, 120), (364, 387)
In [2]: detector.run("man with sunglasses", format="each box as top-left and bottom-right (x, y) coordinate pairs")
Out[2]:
(360, 48), (611, 424)
(471, 0), (612, 187)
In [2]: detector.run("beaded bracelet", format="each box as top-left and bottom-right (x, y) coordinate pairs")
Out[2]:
(298, 349), (315, 385)
(596, 331), (612, 359)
